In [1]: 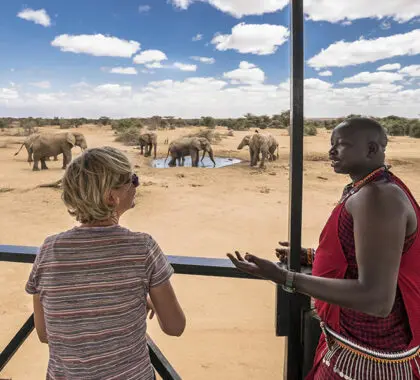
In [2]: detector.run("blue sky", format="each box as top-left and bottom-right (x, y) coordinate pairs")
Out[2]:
(0, 1), (419, 118)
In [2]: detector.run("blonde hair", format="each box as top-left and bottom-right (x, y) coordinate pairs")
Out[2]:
(62, 146), (133, 224)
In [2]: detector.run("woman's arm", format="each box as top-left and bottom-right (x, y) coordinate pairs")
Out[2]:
(149, 279), (186, 336)
(33, 294), (48, 343)
(229, 184), (409, 318)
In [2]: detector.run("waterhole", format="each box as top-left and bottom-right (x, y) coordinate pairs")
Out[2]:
(152, 157), (242, 168)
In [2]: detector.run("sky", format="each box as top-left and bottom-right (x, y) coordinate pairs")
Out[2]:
(0, 0), (419, 118)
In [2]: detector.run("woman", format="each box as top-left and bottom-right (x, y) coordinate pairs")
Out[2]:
(26, 146), (186, 380)
(228, 118), (420, 379)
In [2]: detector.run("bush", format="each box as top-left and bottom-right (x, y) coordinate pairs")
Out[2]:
(114, 127), (141, 146)
(305, 124), (317, 136)
(200, 116), (216, 129)
(112, 119), (142, 132)
(187, 128), (222, 144)
(385, 123), (407, 136)
(229, 119), (249, 131)
(409, 123), (420, 138)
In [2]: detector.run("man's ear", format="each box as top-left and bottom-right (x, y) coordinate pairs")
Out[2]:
(367, 141), (379, 157)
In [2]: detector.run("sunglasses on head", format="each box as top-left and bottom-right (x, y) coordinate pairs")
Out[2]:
(131, 173), (140, 188)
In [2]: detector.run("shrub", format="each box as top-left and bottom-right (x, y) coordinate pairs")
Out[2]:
(304, 124), (318, 136)
(385, 123), (407, 136)
(187, 128), (222, 144)
(409, 123), (420, 138)
(114, 127), (141, 146)
(200, 116), (216, 129)
(229, 119), (249, 131)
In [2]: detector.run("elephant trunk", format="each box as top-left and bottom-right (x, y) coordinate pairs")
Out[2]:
(208, 148), (216, 167)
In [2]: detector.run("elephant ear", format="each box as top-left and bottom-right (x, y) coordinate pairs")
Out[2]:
(191, 139), (201, 150)
(66, 133), (76, 146)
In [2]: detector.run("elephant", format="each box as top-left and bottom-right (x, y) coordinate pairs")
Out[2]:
(165, 137), (216, 167)
(139, 132), (157, 159)
(30, 132), (88, 171)
(267, 135), (279, 161)
(14, 133), (59, 162)
(237, 132), (273, 169)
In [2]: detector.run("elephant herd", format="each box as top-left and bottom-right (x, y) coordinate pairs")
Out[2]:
(138, 132), (216, 168)
(13, 129), (279, 171)
(14, 131), (88, 171)
(139, 130), (279, 169)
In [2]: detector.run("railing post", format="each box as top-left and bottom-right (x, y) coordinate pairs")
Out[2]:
(284, 0), (305, 378)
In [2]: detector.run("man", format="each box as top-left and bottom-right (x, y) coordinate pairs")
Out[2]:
(228, 118), (420, 379)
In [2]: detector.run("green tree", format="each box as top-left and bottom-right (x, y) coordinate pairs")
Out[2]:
(200, 116), (216, 129)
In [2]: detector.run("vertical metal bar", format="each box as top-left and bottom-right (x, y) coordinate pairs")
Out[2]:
(286, 0), (305, 378)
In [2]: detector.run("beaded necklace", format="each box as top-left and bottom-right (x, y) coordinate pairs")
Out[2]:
(339, 165), (389, 204)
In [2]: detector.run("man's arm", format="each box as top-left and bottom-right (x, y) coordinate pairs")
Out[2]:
(293, 184), (408, 317)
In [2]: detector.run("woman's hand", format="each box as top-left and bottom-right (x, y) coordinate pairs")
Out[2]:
(146, 295), (155, 320)
(275, 241), (311, 266)
(227, 251), (286, 284)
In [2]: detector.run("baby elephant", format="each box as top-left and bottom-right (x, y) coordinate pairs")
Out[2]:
(237, 132), (279, 168)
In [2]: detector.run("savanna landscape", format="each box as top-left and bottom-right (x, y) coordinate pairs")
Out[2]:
(1, 116), (420, 379)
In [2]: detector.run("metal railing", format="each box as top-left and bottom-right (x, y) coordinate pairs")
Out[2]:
(0, 244), (320, 379)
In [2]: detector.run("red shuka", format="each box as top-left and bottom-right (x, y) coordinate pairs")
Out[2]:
(306, 173), (420, 379)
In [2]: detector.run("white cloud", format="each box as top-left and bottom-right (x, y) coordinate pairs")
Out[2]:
(169, 0), (420, 22)
(170, 0), (288, 18)
(305, 78), (332, 90)
(70, 82), (90, 89)
(30, 81), (51, 89)
(341, 71), (404, 84)
(95, 84), (132, 96)
(173, 63), (197, 72)
(378, 63), (401, 71)
(212, 23), (289, 55)
(303, 1), (420, 23)
(2, 76), (419, 119)
(380, 20), (392, 30)
(109, 67), (138, 75)
(17, 8), (51, 27)
(318, 70), (333, 77)
(138, 5), (151, 13)
(0, 88), (19, 100)
(133, 49), (167, 64)
(145, 62), (165, 69)
(192, 34), (203, 41)
(308, 29), (420, 68)
(400, 65), (420, 77)
(51, 34), (140, 57)
(191, 56), (215, 64)
(223, 61), (265, 84)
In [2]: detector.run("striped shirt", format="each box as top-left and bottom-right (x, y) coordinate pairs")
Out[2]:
(25, 225), (174, 380)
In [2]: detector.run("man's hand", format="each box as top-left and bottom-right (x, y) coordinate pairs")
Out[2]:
(275, 241), (309, 265)
(146, 295), (155, 320)
(227, 251), (286, 284)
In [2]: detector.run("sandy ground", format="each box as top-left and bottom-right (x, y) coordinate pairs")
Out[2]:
(1, 125), (420, 379)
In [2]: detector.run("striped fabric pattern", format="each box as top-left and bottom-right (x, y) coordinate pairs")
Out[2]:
(25, 225), (174, 380)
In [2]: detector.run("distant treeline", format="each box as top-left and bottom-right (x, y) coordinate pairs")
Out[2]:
(1, 113), (419, 138)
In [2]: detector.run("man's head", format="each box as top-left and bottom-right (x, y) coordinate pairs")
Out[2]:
(329, 117), (388, 177)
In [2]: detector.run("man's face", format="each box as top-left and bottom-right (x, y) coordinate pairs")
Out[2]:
(329, 125), (370, 175)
